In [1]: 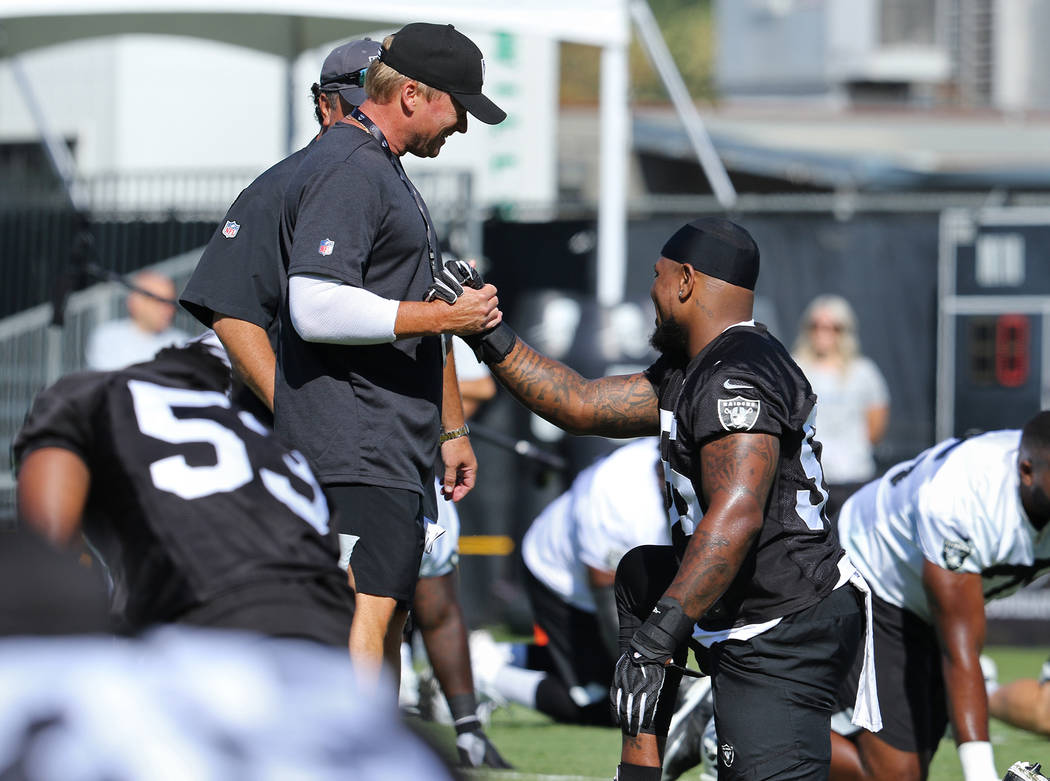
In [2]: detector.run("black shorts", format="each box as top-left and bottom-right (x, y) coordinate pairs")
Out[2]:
(176, 576), (355, 648)
(327, 484), (425, 604)
(709, 585), (863, 780)
(835, 594), (947, 755)
(615, 544), (863, 779)
(524, 569), (616, 692)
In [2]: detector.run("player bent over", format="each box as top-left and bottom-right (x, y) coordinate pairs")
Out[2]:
(831, 413), (1050, 781)
(15, 335), (355, 645)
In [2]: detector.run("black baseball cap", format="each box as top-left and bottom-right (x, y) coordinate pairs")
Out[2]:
(380, 23), (507, 125)
(320, 38), (382, 106)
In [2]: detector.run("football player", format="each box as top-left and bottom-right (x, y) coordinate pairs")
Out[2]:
(469, 437), (670, 726)
(830, 412), (1050, 781)
(461, 217), (878, 781)
(14, 335), (354, 645)
(988, 655), (1050, 738)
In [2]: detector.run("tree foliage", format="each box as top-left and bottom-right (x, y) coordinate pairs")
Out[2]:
(559, 0), (714, 106)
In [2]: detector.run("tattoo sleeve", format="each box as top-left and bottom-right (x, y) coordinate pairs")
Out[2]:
(664, 432), (779, 618)
(489, 338), (659, 437)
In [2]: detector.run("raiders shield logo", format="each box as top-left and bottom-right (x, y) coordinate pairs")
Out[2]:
(943, 538), (974, 571)
(718, 396), (760, 431)
(721, 742), (735, 768)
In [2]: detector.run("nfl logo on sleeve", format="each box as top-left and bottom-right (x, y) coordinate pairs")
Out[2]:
(222, 221), (240, 239)
(319, 238), (335, 256)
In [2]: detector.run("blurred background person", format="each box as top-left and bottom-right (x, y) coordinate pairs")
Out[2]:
(86, 270), (190, 370)
(986, 654), (1050, 738)
(793, 294), (890, 518)
(468, 437), (670, 727)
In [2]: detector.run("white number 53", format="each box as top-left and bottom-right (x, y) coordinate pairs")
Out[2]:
(127, 380), (328, 534)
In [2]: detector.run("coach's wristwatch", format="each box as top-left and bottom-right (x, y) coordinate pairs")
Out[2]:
(439, 424), (470, 444)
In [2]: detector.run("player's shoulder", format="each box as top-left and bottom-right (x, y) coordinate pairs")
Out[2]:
(919, 431), (1019, 515)
(939, 430), (1019, 475)
(707, 323), (791, 367)
(14, 370), (114, 461)
(696, 325), (802, 391)
(33, 369), (114, 410)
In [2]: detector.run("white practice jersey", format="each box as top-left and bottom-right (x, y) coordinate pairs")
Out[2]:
(838, 430), (1050, 623)
(522, 438), (670, 612)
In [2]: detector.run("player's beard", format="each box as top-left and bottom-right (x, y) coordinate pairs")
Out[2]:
(650, 315), (690, 367)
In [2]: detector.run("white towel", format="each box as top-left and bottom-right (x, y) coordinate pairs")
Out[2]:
(835, 554), (883, 733)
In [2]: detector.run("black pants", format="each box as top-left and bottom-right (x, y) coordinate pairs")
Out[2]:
(835, 594), (946, 755)
(523, 569), (616, 724)
(615, 544), (863, 780)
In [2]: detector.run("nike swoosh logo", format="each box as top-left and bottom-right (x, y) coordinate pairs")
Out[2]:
(723, 379), (754, 390)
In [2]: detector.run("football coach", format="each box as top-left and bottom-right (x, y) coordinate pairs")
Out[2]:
(274, 23), (506, 683)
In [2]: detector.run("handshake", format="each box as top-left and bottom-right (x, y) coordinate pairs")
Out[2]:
(424, 259), (517, 364)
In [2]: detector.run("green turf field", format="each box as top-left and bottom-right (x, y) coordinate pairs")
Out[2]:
(419, 645), (1048, 780)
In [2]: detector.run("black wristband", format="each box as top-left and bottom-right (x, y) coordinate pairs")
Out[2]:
(464, 323), (517, 364)
(630, 596), (695, 662)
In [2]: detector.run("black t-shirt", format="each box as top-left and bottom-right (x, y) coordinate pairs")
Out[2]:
(274, 121), (443, 494)
(180, 144), (314, 424)
(645, 323), (843, 631)
(13, 347), (349, 634)
(181, 144), (312, 341)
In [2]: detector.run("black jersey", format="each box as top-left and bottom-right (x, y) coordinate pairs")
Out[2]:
(274, 122), (443, 493)
(180, 144), (312, 343)
(645, 322), (843, 631)
(13, 345), (348, 634)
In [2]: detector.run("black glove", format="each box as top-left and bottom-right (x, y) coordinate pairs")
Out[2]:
(454, 716), (513, 769)
(423, 259), (518, 363)
(424, 258), (484, 304)
(611, 596), (695, 736)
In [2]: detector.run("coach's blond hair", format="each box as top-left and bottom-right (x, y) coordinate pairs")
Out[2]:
(365, 34), (441, 104)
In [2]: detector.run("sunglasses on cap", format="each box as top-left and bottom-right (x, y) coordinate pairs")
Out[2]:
(322, 66), (368, 89)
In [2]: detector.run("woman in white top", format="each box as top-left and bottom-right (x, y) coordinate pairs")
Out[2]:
(793, 294), (890, 518)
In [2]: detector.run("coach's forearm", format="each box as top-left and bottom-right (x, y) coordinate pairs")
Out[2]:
(489, 339), (659, 438)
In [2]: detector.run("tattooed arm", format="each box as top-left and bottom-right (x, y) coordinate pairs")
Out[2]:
(488, 338), (660, 438)
(664, 432), (778, 618)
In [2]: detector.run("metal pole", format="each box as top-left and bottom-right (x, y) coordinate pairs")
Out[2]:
(597, 41), (630, 306)
(285, 54), (296, 155)
(10, 56), (82, 210)
(629, 0), (737, 210)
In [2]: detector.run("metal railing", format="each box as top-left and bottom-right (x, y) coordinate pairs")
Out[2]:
(0, 251), (206, 527)
(0, 167), (480, 319)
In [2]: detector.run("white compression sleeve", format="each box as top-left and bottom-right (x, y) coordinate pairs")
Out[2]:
(288, 273), (399, 345)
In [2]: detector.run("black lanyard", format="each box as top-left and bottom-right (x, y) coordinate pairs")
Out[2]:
(350, 108), (439, 279)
